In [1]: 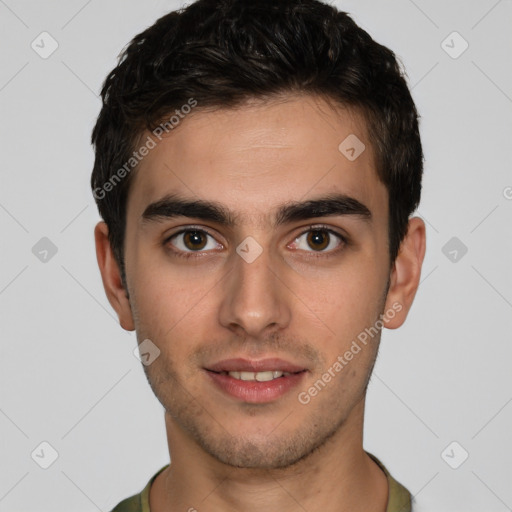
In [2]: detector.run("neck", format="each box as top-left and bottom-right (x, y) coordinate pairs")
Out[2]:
(150, 399), (388, 512)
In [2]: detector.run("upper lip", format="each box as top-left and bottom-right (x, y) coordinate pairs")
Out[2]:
(205, 358), (307, 373)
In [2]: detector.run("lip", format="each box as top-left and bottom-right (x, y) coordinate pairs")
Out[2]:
(204, 358), (308, 404)
(205, 369), (307, 403)
(205, 357), (307, 373)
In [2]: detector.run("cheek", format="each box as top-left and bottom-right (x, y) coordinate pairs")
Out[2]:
(296, 262), (384, 340)
(130, 269), (186, 334)
(129, 261), (218, 352)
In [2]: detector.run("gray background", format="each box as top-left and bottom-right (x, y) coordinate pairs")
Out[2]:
(1, 0), (511, 510)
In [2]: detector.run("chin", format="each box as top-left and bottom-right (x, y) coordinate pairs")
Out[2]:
(187, 416), (344, 470)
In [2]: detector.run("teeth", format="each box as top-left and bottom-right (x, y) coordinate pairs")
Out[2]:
(227, 370), (291, 381)
(255, 371), (274, 382)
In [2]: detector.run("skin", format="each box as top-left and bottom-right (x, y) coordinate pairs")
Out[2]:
(95, 94), (426, 512)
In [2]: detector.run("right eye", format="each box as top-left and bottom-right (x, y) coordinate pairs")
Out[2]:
(166, 228), (223, 257)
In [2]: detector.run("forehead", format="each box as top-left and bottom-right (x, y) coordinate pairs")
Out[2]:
(126, 94), (387, 226)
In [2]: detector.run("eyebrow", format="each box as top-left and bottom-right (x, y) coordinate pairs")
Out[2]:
(141, 192), (372, 227)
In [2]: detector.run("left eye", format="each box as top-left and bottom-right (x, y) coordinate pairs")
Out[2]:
(291, 229), (344, 252)
(169, 230), (221, 252)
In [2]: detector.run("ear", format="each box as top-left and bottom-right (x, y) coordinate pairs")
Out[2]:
(383, 216), (426, 329)
(94, 221), (135, 331)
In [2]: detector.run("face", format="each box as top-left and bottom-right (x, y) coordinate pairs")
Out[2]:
(98, 94), (418, 470)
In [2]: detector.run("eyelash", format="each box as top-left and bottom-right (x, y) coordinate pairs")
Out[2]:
(164, 224), (348, 260)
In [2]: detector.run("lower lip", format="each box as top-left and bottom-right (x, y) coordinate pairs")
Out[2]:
(205, 370), (307, 403)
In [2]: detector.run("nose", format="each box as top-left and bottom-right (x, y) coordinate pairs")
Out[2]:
(218, 244), (292, 339)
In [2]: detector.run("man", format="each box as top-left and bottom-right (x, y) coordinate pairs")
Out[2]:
(91, 0), (426, 510)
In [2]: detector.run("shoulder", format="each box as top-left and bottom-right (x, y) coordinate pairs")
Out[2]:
(108, 465), (170, 512)
(367, 452), (412, 512)
(109, 492), (142, 512)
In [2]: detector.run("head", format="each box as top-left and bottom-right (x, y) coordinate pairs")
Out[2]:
(92, 0), (426, 470)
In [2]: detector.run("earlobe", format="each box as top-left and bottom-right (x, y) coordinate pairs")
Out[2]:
(383, 217), (426, 330)
(94, 221), (135, 331)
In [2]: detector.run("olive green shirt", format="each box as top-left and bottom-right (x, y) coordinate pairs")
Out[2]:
(110, 454), (411, 512)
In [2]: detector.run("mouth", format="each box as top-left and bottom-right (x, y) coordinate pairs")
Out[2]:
(212, 370), (296, 381)
(204, 358), (308, 403)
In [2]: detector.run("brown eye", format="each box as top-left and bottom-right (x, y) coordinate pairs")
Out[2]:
(183, 230), (207, 250)
(306, 230), (330, 251)
(290, 227), (345, 254)
(168, 229), (221, 254)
